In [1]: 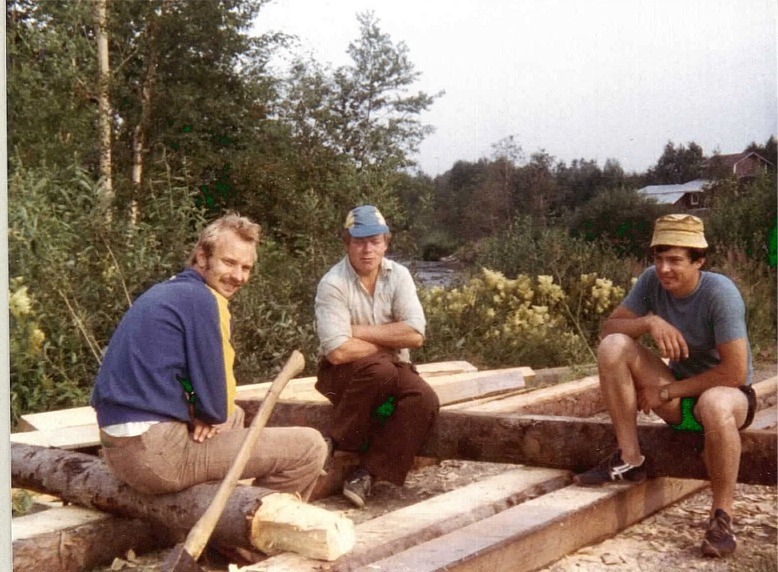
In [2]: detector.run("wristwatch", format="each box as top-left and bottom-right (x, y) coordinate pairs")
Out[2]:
(659, 387), (671, 402)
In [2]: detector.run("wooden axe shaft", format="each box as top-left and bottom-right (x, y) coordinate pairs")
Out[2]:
(176, 350), (305, 564)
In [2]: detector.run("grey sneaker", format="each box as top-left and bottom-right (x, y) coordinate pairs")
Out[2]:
(573, 449), (647, 486)
(343, 468), (372, 508)
(701, 509), (737, 557)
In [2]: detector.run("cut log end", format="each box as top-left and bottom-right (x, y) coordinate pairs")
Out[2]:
(249, 492), (355, 561)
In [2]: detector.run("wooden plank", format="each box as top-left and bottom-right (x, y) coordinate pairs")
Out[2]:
(16, 406), (96, 432)
(15, 373), (774, 470)
(447, 374), (776, 417)
(445, 375), (601, 416)
(11, 366), (511, 450)
(239, 466), (571, 571)
(13, 505), (173, 572)
(416, 361), (479, 376)
(236, 361), (481, 400)
(750, 405), (777, 430)
(754, 375), (777, 408)
(14, 361), (479, 431)
(260, 367), (529, 406)
(362, 478), (708, 572)
(10, 425), (99, 450)
(428, 368), (527, 405)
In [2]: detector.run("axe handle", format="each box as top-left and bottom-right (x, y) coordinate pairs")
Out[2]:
(182, 349), (305, 560)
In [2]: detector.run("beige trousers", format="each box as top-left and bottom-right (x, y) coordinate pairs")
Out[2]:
(100, 406), (327, 501)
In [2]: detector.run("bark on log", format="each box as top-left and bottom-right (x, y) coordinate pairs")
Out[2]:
(240, 400), (777, 485)
(426, 411), (777, 486)
(11, 443), (270, 551)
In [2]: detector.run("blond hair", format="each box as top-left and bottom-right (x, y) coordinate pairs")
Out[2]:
(189, 212), (261, 265)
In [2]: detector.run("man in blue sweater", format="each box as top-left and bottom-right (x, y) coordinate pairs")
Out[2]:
(91, 212), (327, 500)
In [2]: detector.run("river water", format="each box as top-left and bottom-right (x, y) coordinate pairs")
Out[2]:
(392, 258), (465, 288)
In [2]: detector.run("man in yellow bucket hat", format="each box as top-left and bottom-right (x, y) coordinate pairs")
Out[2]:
(574, 214), (755, 558)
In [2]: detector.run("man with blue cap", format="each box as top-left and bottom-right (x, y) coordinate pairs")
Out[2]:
(314, 205), (440, 507)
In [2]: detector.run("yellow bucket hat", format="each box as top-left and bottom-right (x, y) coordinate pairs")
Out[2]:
(650, 214), (708, 249)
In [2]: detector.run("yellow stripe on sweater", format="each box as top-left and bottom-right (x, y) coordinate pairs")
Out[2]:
(207, 286), (236, 417)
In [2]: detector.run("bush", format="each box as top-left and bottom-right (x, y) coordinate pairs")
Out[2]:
(568, 187), (670, 258)
(416, 267), (627, 369)
(421, 231), (459, 261)
(705, 171), (777, 266)
(475, 216), (640, 295)
(8, 165), (206, 426)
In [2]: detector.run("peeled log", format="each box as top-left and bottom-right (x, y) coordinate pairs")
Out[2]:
(11, 443), (355, 560)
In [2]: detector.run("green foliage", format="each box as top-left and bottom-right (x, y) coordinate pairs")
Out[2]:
(416, 268), (626, 369)
(704, 171), (778, 361)
(705, 171), (777, 265)
(230, 237), (333, 382)
(8, 165), (206, 426)
(647, 140), (705, 184)
(476, 216), (640, 290)
(7, 0), (99, 170)
(421, 231), (459, 261)
(568, 187), (671, 258)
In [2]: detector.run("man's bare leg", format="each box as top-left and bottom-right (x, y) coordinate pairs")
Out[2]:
(696, 387), (748, 516)
(597, 333), (676, 465)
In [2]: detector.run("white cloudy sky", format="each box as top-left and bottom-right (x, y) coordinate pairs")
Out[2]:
(252, 0), (777, 176)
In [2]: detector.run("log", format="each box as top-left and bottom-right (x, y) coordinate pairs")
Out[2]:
(11, 443), (353, 559)
(250, 492), (354, 560)
(242, 401), (777, 485)
(426, 411), (777, 485)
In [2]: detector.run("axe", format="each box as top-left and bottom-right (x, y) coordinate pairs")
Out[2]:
(163, 349), (305, 571)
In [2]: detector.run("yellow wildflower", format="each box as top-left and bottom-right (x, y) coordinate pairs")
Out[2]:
(9, 286), (32, 319)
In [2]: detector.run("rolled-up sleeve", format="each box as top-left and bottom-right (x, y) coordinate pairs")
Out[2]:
(392, 266), (426, 336)
(315, 279), (352, 356)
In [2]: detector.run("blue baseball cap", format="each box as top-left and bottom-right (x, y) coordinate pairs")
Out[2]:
(343, 205), (390, 238)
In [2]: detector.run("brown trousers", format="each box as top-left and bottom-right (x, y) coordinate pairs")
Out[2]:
(316, 353), (440, 485)
(100, 406), (327, 501)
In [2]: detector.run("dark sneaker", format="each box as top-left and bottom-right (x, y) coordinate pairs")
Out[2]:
(343, 468), (372, 508)
(573, 449), (647, 486)
(701, 509), (737, 557)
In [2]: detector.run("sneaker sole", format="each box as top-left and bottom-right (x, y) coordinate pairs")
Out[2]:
(701, 539), (736, 558)
(343, 488), (366, 508)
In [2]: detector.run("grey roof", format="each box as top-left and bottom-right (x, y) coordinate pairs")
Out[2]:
(637, 179), (710, 204)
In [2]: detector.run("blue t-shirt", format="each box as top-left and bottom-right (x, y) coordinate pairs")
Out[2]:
(622, 268), (752, 384)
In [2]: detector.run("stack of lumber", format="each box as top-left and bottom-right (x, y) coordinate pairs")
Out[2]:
(10, 362), (777, 572)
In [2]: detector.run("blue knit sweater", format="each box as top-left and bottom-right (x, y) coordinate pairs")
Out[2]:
(91, 268), (234, 427)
